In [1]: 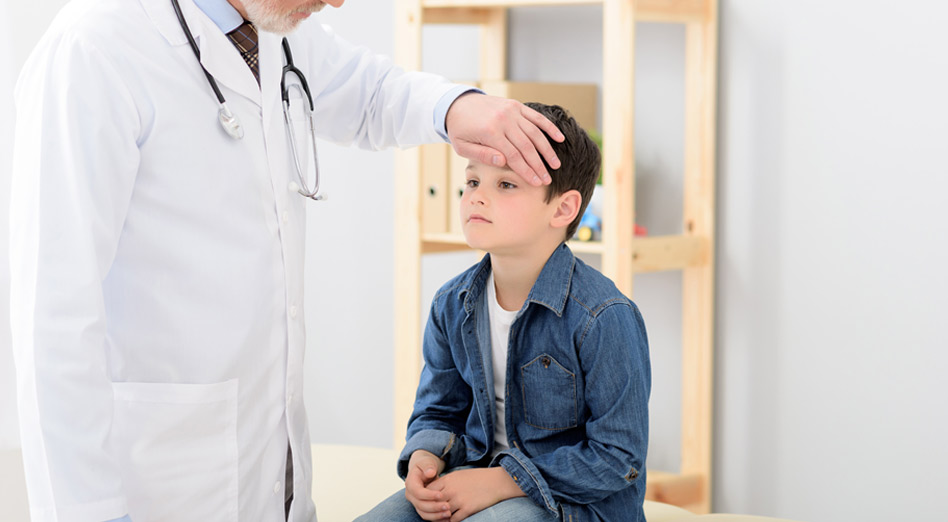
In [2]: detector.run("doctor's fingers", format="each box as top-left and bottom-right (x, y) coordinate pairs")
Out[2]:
(502, 115), (564, 186)
(453, 123), (551, 187)
(520, 102), (565, 166)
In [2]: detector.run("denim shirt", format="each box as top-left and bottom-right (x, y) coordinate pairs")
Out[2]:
(398, 244), (651, 522)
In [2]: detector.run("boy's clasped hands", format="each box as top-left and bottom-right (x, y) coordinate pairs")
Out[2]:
(405, 450), (526, 522)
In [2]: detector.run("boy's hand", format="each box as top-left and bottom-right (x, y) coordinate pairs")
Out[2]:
(429, 467), (526, 522)
(405, 450), (451, 520)
(446, 93), (564, 187)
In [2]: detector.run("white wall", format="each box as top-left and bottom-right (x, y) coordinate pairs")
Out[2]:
(296, 0), (399, 448)
(0, 0), (74, 451)
(0, 0), (20, 451)
(714, 2), (948, 520)
(3, 1), (948, 521)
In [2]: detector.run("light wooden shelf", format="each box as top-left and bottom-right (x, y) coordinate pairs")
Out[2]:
(421, 234), (709, 273)
(394, 0), (718, 513)
(631, 234), (709, 272)
(421, 0), (712, 24)
(420, 233), (470, 253)
(420, 233), (606, 255)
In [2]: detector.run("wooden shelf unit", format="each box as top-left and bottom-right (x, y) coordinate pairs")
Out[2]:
(393, 0), (718, 513)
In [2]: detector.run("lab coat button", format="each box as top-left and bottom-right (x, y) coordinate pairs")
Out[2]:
(274, 482), (281, 494)
(282, 211), (289, 224)
(287, 394), (294, 405)
(290, 305), (298, 318)
(288, 181), (300, 193)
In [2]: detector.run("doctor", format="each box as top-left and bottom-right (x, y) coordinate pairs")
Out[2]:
(9, 0), (564, 521)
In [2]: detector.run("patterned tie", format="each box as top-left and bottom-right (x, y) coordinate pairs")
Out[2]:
(227, 20), (259, 84)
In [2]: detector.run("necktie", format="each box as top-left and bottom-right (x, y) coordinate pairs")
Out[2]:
(227, 20), (259, 84)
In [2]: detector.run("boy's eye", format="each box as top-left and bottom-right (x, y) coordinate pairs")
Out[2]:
(499, 181), (516, 189)
(465, 179), (479, 188)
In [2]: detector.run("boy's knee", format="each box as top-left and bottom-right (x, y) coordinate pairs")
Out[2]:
(354, 488), (420, 522)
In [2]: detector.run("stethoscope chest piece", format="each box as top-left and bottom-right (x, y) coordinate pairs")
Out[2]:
(219, 104), (244, 139)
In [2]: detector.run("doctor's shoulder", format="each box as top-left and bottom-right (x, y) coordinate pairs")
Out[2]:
(18, 0), (171, 116)
(30, 0), (150, 51)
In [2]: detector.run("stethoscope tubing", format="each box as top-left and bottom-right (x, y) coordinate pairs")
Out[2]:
(170, 0), (324, 200)
(281, 38), (314, 111)
(171, 0), (225, 105)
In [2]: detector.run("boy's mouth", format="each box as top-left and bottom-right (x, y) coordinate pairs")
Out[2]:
(468, 213), (491, 224)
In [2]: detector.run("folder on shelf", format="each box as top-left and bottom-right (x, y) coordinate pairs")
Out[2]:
(421, 143), (451, 235)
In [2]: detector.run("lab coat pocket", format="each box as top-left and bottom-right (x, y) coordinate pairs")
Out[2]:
(110, 379), (239, 522)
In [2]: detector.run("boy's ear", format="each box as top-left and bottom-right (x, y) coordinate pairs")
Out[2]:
(550, 190), (582, 230)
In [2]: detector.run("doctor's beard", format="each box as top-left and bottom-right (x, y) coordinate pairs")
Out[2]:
(244, 0), (327, 35)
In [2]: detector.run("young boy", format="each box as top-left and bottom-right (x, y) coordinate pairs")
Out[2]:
(358, 103), (650, 522)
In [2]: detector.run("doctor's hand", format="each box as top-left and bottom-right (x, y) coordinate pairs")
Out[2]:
(446, 93), (564, 187)
(428, 467), (526, 522)
(405, 450), (451, 520)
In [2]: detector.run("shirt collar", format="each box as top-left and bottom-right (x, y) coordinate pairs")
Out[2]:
(522, 243), (575, 316)
(462, 243), (575, 317)
(192, 0), (245, 33)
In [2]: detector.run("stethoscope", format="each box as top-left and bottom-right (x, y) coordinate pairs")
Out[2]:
(171, 0), (324, 200)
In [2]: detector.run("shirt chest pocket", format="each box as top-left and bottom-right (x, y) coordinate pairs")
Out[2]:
(520, 354), (578, 431)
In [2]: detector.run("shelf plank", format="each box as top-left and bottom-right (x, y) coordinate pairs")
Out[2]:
(423, 236), (608, 255)
(422, 7), (497, 24)
(421, 234), (709, 273)
(680, 2), (717, 513)
(420, 0), (710, 24)
(636, 0), (709, 23)
(565, 239), (604, 255)
(481, 8), (507, 80)
(631, 235), (708, 273)
(421, 234), (472, 254)
(600, 0), (636, 296)
(393, 0), (426, 451)
(423, 0), (599, 9)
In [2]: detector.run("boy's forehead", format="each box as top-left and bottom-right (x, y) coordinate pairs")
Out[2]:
(466, 160), (514, 174)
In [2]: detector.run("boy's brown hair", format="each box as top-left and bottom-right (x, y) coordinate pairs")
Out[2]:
(526, 102), (602, 240)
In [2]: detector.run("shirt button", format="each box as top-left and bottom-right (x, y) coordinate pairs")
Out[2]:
(288, 181), (300, 193)
(273, 481), (281, 494)
(287, 394), (294, 405)
(289, 305), (298, 319)
(282, 211), (289, 224)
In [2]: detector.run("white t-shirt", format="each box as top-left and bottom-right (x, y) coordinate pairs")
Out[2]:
(486, 271), (520, 456)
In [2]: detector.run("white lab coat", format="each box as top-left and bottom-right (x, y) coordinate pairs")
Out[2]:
(9, 0), (455, 520)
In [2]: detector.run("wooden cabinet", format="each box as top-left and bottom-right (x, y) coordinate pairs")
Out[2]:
(393, 0), (718, 513)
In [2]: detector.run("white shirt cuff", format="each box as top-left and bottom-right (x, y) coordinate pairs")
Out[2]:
(434, 86), (485, 142)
